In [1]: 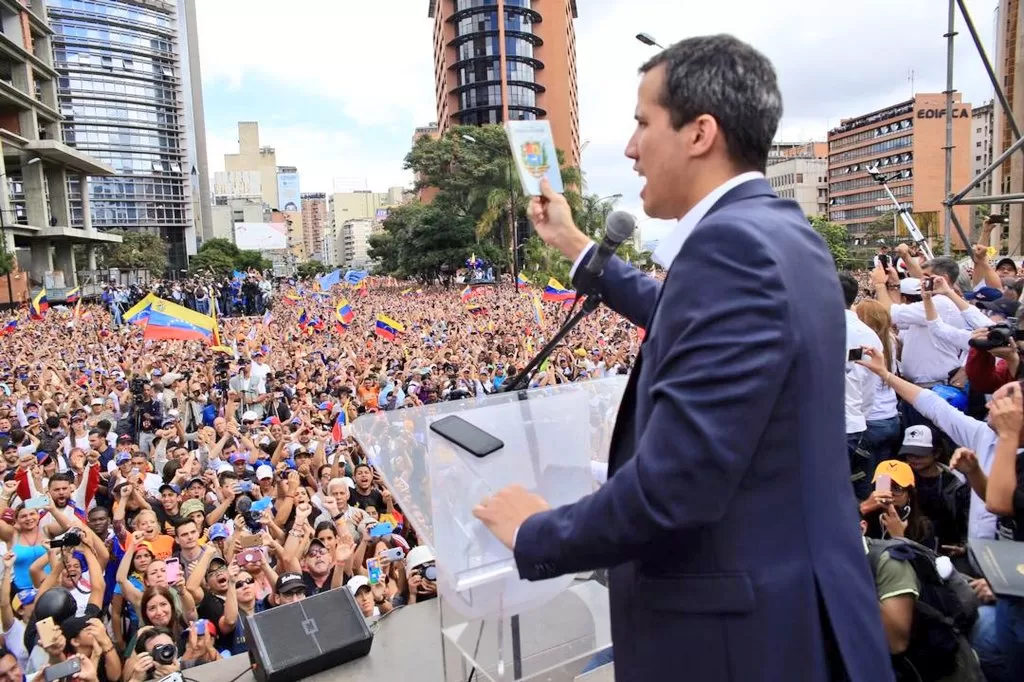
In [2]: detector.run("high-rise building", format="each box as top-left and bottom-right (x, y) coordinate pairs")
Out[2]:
(971, 101), (995, 197)
(827, 93), (972, 244)
(223, 121), (278, 209)
(429, 0), (581, 168)
(766, 157), (829, 218)
(341, 218), (373, 268)
(47, 0), (211, 272)
(0, 0), (123, 299)
(330, 189), (405, 223)
(301, 192), (326, 262)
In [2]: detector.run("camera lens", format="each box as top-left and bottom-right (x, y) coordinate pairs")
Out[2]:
(152, 643), (176, 665)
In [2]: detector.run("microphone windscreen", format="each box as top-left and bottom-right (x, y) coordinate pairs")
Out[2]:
(605, 211), (637, 243)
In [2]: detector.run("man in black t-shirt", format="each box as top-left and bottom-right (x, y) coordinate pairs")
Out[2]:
(349, 464), (384, 511)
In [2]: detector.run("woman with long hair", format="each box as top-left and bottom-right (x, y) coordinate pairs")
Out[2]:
(856, 299), (902, 468)
(139, 585), (188, 653)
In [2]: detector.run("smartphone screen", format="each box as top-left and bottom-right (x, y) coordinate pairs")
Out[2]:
(25, 495), (49, 511)
(847, 348), (863, 362)
(429, 415), (503, 458)
(875, 474), (892, 495)
(165, 558), (181, 584)
(368, 557), (385, 581)
(923, 277), (934, 292)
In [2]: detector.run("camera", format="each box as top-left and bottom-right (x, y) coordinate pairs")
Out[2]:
(151, 642), (176, 665)
(50, 528), (82, 548)
(129, 377), (146, 397)
(968, 318), (1024, 350)
(413, 563), (437, 582)
(213, 356), (231, 394)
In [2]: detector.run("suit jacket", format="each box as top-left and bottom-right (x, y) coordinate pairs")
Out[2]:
(514, 179), (893, 681)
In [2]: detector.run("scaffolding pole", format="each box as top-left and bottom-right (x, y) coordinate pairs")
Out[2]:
(943, 0), (957, 256)
(943, 0), (1024, 259)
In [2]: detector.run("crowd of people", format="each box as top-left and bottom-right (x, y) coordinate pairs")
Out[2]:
(842, 225), (1024, 681)
(0, 270), (641, 680)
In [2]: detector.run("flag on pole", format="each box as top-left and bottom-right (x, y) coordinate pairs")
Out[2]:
(29, 289), (48, 319)
(374, 314), (404, 342)
(65, 287), (80, 304)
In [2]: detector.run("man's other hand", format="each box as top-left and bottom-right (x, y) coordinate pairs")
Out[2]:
(473, 484), (550, 550)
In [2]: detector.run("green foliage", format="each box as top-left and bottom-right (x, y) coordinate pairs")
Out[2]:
(387, 125), (582, 282)
(189, 238), (270, 275)
(0, 239), (14, 277)
(295, 260), (327, 280)
(97, 230), (169, 274)
(809, 215), (851, 269)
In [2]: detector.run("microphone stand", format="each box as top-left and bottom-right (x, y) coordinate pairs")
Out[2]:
(501, 291), (603, 393)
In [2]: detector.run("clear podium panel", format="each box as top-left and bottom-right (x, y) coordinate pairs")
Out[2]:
(440, 580), (612, 682)
(350, 377), (626, 620)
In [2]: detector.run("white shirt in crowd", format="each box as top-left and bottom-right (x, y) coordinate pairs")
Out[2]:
(891, 295), (968, 384)
(845, 310), (882, 434)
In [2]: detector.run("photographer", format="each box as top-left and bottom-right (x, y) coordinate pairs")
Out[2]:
(124, 625), (216, 681)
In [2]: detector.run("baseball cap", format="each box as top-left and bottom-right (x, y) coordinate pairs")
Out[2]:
(899, 278), (921, 296)
(981, 298), (1019, 318)
(407, 545), (435, 569)
(13, 588), (37, 611)
(873, 460), (916, 488)
(179, 498), (205, 518)
(115, 452), (131, 464)
(186, 476), (206, 489)
(241, 410), (258, 422)
(275, 572), (307, 596)
(206, 555), (228, 573)
(346, 575), (370, 594)
(964, 286), (1003, 302)
(35, 451), (51, 465)
(90, 398), (104, 407)
(898, 425), (934, 458)
(117, 434), (133, 444)
(995, 257), (1018, 271)
(256, 464), (273, 480)
(305, 537), (327, 554)
(228, 452), (247, 465)
(158, 482), (180, 495)
(208, 523), (230, 541)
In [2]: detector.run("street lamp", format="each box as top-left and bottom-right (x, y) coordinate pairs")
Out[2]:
(461, 134), (522, 291)
(636, 33), (665, 49)
(0, 158), (40, 310)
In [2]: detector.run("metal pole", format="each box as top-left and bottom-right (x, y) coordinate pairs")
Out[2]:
(948, 129), (1024, 204)
(508, 159), (519, 292)
(943, 0), (956, 255)
(951, 193), (1024, 205)
(956, 0), (1022, 141)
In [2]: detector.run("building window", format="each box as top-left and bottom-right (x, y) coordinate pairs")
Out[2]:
(796, 173), (803, 183)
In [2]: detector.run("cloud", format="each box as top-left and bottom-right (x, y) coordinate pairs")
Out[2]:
(195, 0), (1001, 241)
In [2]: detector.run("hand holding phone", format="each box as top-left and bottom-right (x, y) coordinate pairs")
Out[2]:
(875, 474), (892, 496)
(165, 557), (181, 584)
(847, 348), (863, 362)
(367, 558), (382, 585)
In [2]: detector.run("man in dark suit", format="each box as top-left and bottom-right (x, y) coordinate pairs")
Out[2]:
(473, 35), (893, 681)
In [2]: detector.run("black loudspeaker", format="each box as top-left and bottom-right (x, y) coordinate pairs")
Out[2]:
(243, 587), (373, 682)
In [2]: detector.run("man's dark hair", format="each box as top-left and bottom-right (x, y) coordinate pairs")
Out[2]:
(838, 273), (859, 308)
(47, 472), (74, 487)
(87, 428), (104, 438)
(173, 517), (197, 534)
(218, 470), (238, 486)
(96, 419), (111, 433)
(45, 416), (60, 430)
(640, 34), (782, 171)
(135, 625), (174, 655)
(926, 256), (960, 286)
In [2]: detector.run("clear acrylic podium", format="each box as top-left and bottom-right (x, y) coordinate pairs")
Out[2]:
(350, 377), (626, 681)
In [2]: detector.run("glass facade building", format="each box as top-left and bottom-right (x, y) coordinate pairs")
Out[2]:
(47, 0), (205, 271)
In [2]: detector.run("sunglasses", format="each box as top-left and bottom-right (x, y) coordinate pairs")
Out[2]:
(235, 578), (254, 589)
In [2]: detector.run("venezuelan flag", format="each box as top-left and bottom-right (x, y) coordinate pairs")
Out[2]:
(517, 274), (531, 287)
(466, 303), (487, 315)
(64, 286), (80, 304)
(532, 294), (545, 326)
(297, 308), (309, 330)
(542, 278), (575, 303)
(142, 299), (216, 344)
(335, 299), (354, 326)
(124, 293), (157, 324)
(281, 293), (301, 305)
(29, 288), (48, 319)
(374, 314), (405, 342)
(400, 288), (413, 297)
(0, 320), (16, 335)
(354, 280), (368, 297)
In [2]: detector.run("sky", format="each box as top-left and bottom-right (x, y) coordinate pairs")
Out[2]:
(195, 0), (1001, 244)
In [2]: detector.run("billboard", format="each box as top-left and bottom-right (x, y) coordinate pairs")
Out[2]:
(214, 170), (261, 199)
(234, 222), (287, 251)
(375, 208), (389, 222)
(277, 171), (301, 211)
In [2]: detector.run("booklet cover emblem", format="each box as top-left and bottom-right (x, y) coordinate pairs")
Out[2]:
(505, 120), (564, 195)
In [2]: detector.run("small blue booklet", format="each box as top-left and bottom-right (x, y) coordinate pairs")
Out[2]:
(505, 120), (564, 196)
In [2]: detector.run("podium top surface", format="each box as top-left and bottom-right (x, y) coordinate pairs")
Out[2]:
(349, 377), (627, 550)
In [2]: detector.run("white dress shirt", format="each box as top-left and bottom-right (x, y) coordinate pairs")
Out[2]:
(570, 171), (766, 277)
(845, 310), (883, 434)
(891, 296), (967, 384)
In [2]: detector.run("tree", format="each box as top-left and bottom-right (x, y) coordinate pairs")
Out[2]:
(188, 248), (234, 274)
(402, 124), (582, 279)
(809, 216), (850, 268)
(98, 231), (169, 274)
(295, 260), (327, 280)
(235, 250), (272, 272)
(0, 241), (14, 277)
(188, 238), (271, 275)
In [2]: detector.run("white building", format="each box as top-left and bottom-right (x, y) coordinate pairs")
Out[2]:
(341, 219), (374, 268)
(766, 157), (829, 218)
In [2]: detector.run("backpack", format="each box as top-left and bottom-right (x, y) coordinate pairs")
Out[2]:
(867, 537), (979, 681)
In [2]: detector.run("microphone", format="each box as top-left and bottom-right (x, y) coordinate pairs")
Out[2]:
(582, 210), (637, 280)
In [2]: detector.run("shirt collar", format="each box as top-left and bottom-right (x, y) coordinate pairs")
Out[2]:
(652, 171), (765, 268)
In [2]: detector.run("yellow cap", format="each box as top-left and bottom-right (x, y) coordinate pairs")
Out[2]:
(873, 460), (915, 488)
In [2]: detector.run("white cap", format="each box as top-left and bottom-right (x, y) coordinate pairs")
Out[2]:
(216, 461), (233, 474)
(407, 545), (435, 569)
(899, 278), (921, 296)
(256, 464), (274, 480)
(342, 476), (355, 489)
(241, 410), (258, 422)
(899, 424), (933, 457)
(90, 398), (104, 406)
(347, 575), (370, 593)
